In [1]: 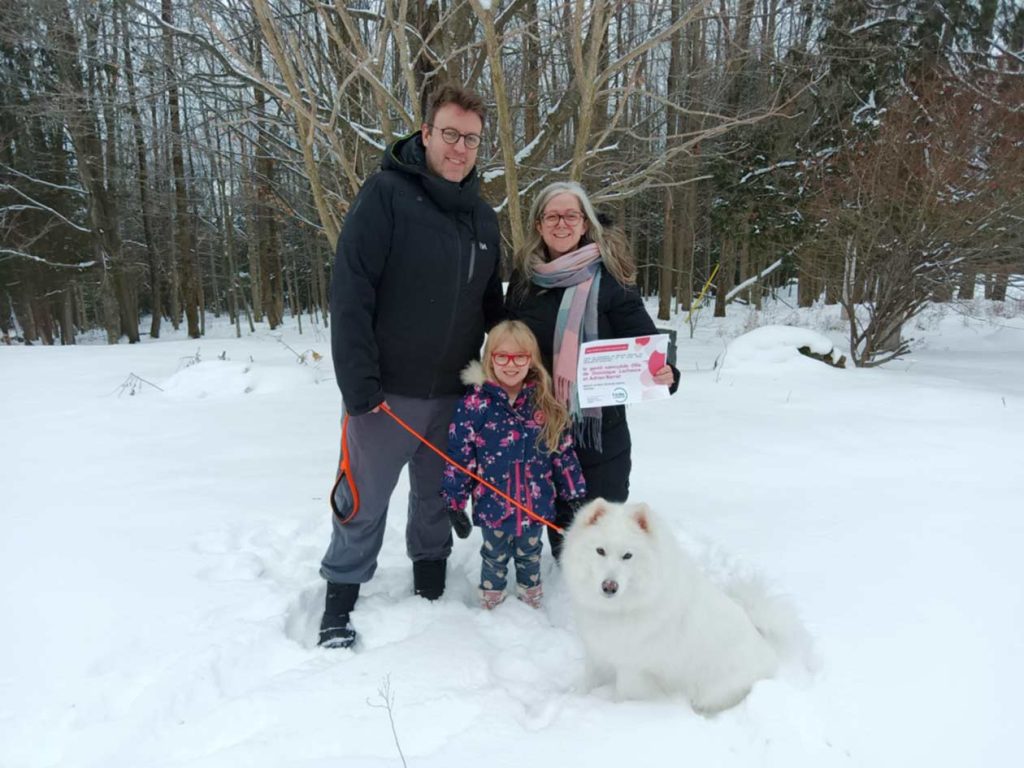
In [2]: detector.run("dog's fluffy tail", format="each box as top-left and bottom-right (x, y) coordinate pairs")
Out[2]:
(726, 577), (819, 675)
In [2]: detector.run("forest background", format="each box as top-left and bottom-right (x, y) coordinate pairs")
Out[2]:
(2, 0), (1022, 367)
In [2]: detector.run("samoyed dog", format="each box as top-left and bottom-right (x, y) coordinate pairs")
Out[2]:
(562, 499), (804, 714)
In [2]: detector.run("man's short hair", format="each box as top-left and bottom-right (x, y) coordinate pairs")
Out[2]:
(424, 83), (486, 127)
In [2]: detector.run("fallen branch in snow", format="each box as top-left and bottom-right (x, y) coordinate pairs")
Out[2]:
(115, 374), (164, 398)
(277, 337), (322, 365)
(798, 346), (847, 368)
(367, 675), (407, 768)
(177, 349), (202, 371)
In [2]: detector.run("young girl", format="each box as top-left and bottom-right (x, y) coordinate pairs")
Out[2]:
(441, 320), (587, 609)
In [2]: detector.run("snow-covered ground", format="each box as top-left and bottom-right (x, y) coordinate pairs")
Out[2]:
(2, 291), (1022, 767)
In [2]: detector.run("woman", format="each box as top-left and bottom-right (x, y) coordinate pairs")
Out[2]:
(506, 181), (680, 557)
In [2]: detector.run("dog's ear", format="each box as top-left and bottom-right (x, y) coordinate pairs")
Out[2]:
(630, 502), (652, 533)
(582, 498), (607, 526)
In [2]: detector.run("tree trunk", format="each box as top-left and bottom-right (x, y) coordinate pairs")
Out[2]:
(151, 95), (180, 330)
(14, 286), (39, 344)
(958, 269), (977, 299)
(471, 1), (525, 252)
(214, 128), (242, 338)
(162, 0), (200, 338)
(990, 271), (1009, 301)
(60, 287), (76, 345)
(34, 295), (55, 345)
(522, 0), (541, 143)
(798, 252), (818, 307)
(252, 38), (283, 329)
(316, 241), (329, 329)
(47, 0), (122, 343)
(658, 191), (675, 320)
(120, 3), (162, 338)
(738, 221), (751, 303)
(568, 0), (611, 180)
(660, 0), (686, 320)
(675, 16), (703, 314)
(715, 236), (735, 317)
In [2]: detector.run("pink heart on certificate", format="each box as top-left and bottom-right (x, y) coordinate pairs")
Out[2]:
(647, 350), (666, 376)
(635, 336), (650, 346)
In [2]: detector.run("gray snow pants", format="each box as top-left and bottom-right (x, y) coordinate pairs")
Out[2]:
(320, 393), (460, 584)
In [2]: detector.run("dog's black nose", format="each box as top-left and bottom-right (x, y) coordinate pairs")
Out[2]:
(601, 579), (618, 596)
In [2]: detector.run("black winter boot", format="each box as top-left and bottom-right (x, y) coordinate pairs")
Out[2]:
(318, 582), (359, 649)
(413, 559), (446, 600)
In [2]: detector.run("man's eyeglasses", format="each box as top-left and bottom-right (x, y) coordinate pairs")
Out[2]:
(491, 352), (531, 367)
(429, 124), (482, 150)
(540, 211), (584, 227)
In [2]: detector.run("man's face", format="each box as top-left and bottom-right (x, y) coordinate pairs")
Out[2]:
(421, 104), (482, 183)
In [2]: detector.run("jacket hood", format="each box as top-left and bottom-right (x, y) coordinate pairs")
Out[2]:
(382, 133), (482, 213)
(461, 360), (538, 407)
(460, 359), (486, 387)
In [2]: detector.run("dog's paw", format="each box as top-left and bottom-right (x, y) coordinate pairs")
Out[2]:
(689, 684), (752, 716)
(583, 659), (614, 691)
(613, 670), (664, 701)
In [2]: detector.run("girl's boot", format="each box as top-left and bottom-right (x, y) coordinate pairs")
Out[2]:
(516, 583), (543, 609)
(479, 588), (506, 610)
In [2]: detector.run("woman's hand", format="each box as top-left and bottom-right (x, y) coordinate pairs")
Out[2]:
(653, 365), (675, 386)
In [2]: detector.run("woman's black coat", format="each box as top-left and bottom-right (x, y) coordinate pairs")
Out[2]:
(505, 266), (679, 477)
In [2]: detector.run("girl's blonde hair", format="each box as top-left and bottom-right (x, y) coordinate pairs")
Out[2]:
(511, 180), (637, 299)
(482, 320), (569, 454)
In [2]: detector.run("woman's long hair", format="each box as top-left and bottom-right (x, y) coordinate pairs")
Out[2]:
(511, 181), (637, 300)
(482, 320), (569, 454)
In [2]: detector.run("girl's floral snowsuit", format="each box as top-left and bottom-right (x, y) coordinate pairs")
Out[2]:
(441, 371), (587, 598)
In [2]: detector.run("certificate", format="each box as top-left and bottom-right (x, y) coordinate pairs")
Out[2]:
(577, 335), (671, 409)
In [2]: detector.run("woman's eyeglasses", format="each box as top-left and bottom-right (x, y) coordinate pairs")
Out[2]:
(540, 211), (584, 227)
(491, 352), (531, 367)
(429, 124), (482, 149)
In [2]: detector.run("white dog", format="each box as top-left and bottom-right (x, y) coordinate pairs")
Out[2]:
(562, 499), (796, 714)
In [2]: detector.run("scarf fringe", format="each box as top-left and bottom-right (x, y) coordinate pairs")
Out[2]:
(568, 387), (603, 451)
(572, 410), (603, 451)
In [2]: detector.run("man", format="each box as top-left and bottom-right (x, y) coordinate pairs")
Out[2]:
(319, 84), (504, 648)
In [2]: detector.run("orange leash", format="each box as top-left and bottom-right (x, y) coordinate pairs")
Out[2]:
(380, 403), (565, 534)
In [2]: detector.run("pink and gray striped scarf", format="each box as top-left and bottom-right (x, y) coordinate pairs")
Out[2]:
(532, 242), (603, 448)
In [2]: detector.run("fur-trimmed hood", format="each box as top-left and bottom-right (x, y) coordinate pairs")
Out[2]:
(460, 359), (486, 387)
(460, 360), (537, 405)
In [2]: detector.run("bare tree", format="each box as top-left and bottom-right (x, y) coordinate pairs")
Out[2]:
(2, 0), (1019, 348)
(807, 79), (1023, 366)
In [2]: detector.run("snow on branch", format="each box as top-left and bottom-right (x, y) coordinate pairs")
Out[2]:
(0, 164), (86, 195)
(0, 186), (91, 233)
(739, 161), (797, 185)
(848, 12), (912, 36)
(340, 118), (386, 151)
(0, 249), (97, 270)
(726, 259), (784, 302)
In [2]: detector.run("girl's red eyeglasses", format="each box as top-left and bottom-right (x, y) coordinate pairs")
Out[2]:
(491, 352), (531, 367)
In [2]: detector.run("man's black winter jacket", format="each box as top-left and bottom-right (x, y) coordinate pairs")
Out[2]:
(330, 134), (504, 415)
